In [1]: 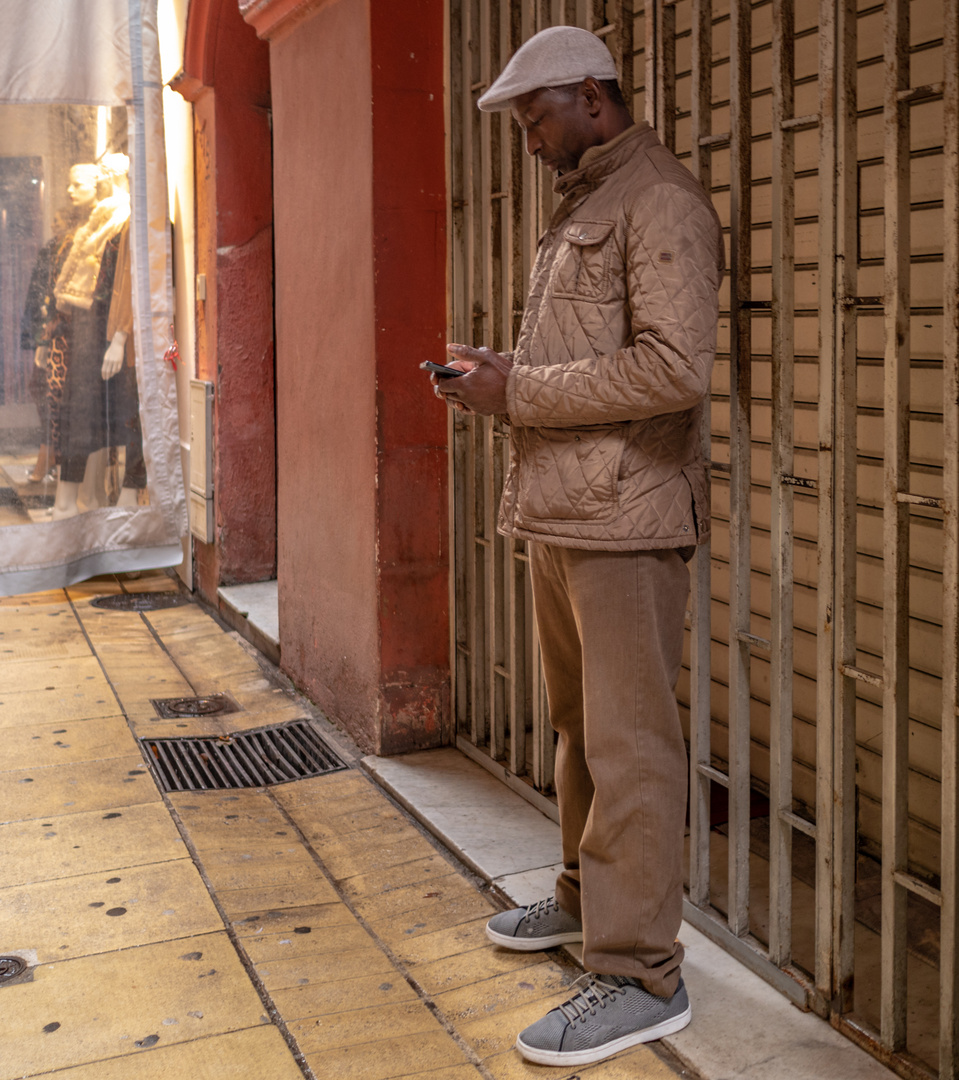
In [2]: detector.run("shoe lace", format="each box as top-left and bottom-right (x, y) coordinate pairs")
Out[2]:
(523, 896), (561, 923)
(557, 974), (624, 1024)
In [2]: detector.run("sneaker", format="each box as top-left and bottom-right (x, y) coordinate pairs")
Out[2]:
(515, 973), (691, 1066)
(485, 896), (583, 951)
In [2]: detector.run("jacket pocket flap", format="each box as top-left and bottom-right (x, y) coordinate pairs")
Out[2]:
(563, 219), (616, 247)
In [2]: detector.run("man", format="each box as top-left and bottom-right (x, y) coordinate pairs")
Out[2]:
(431, 25), (723, 1068)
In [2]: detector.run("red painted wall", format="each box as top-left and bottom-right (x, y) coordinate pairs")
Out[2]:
(183, 0), (276, 598)
(269, 0), (449, 753)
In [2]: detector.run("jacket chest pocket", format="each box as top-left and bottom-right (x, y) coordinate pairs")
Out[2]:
(550, 220), (616, 301)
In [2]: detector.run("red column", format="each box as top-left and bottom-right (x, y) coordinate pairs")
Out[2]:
(248, 0), (450, 754)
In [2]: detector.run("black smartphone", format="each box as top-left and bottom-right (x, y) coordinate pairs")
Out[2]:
(421, 361), (466, 379)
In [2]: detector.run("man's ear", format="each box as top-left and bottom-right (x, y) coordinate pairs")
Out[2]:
(580, 77), (603, 116)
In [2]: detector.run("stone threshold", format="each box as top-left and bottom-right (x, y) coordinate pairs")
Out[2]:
(217, 581), (280, 666)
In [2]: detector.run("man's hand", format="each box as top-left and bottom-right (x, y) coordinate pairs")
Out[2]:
(102, 331), (126, 380)
(432, 344), (512, 416)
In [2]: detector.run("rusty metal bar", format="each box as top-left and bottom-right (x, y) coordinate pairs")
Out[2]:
(726, 0), (753, 940)
(823, 0), (859, 1015)
(644, 0), (657, 131)
(687, 0), (713, 914)
(768, 0), (796, 968)
(880, 0), (911, 1051)
(487, 1), (507, 766)
(940, 0), (959, 1071)
(653, 0), (676, 149)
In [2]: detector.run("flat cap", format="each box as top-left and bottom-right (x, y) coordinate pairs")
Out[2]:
(477, 26), (618, 112)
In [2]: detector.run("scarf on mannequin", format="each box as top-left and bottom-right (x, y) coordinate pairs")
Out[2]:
(53, 190), (130, 312)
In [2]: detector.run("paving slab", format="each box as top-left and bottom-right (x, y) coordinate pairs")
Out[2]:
(2, 801), (188, 887)
(301, 1027), (473, 1080)
(2, 654), (109, 694)
(411, 942), (551, 998)
(0, 754), (155, 821)
(0, 860), (223, 963)
(0, 713), (132, 770)
(433, 960), (571, 1025)
(0, 683), (121, 728)
(270, 968), (421, 1022)
(43, 1025), (305, 1080)
(0, 933), (269, 1079)
(241, 919), (374, 964)
(290, 999), (452, 1054)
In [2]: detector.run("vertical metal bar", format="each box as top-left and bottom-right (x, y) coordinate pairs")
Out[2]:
(654, 1), (676, 149)
(726, 0), (753, 939)
(880, 0), (910, 1051)
(767, 0), (796, 968)
(477, 1), (500, 759)
(689, 0), (712, 186)
(449, 0), (469, 745)
(940, 1), (959, 1071)
(498, 0), (528, 780)
(488, 0), (507, 764)
(460, 0), (485, 750)
(645, 0), (658, 130)
(605, 0), (634, 103)
(687, 0), (713, 912)
(829, 0), (859, 1017)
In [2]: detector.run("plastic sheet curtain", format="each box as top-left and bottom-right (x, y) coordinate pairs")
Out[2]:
(0, 0), (186, 594)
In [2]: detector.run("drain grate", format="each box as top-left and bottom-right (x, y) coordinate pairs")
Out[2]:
(0, 956), (27, 983)
(139, 720), (346, 792)
(91, 592), (191, 612)
(151, 693), (239, 719)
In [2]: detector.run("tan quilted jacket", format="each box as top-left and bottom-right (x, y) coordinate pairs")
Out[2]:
(499, 122), (724, 550)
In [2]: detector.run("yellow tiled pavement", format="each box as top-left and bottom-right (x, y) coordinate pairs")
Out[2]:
(0, 573), (686, 1080)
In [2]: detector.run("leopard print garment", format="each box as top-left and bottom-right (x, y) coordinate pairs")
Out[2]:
(46, 335), (68, 461)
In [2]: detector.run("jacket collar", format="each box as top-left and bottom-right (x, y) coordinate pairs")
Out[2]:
(552, 121), (659, 204)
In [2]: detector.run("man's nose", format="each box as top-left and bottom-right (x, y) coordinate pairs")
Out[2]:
(525, 129), (541, 157)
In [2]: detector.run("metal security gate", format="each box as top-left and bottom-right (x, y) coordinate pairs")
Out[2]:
(448, 1), (959, 1076)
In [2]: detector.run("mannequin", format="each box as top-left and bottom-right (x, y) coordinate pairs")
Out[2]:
(103, 211), (145, 508)
(20, 208), (80, 482)
(49, 159), (132, 520)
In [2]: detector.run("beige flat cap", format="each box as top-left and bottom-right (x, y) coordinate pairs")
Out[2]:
(477, 26), (618, 112)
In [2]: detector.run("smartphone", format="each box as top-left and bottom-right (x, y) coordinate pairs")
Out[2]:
(421, 361), (466, 379)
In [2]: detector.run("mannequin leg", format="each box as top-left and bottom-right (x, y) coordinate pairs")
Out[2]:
(116, 486), (138, 508)
(52, 480), (81, 520)
(77, 449), (108, 513)
(29, 444), (53, 482)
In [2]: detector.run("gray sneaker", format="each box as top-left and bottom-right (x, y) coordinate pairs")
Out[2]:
(515, 973), (691, 1066)
(485, 896), (583, 950)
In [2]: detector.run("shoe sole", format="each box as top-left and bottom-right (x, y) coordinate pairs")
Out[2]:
(515, 1004), (692, 1066)
(485, 924), (584, 951)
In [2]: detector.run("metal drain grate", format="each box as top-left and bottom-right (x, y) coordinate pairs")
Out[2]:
(151, 693), (239, 719)
(0, 956), (26, 983)
(139, 720), (346, 791)
(91, 592), (191, 612)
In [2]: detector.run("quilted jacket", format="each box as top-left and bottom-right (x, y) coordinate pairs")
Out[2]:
(500, 122), (724, 550)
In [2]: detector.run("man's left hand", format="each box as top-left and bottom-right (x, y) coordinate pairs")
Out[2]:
(433, 344), (512, 416)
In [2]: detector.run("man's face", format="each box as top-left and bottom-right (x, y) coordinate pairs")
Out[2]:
(510, 86), (597, 175)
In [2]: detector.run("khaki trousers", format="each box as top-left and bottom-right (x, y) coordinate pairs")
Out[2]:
(529, 542), (690, 999)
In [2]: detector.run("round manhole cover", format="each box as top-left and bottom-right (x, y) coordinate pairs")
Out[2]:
(165, 697), (229, 717)
(91, 593), (190, 612)
(0, 956), (27, 982)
